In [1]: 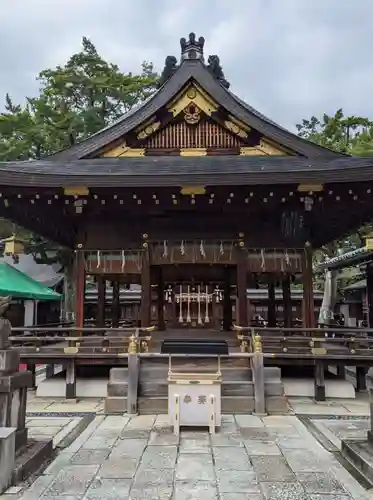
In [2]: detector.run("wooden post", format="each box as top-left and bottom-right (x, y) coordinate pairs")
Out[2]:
(223, 270), (232, 331)
(267, 279), (276, 327)
(252, 334), (265, 415)
(302, 243), (315, 328)
(112, 280), (120, 327)
(26, 363), (36, 388)
(314, 361), (325, 401)
(282, 275), (292, 328)
(141, 249), (151, 327)
(75, 250), (85, 330)
(127, 335), (139, 415)
(97, 277), (106, 328)
(356, 367), (367, 392)
(65, 360), (76, 400)
(237, 248), (248, 327)
(157, 268), (165, 330)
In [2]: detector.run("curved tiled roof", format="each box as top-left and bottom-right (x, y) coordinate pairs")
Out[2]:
(0, 155), (372, 187)
(50, 59), (340, 161)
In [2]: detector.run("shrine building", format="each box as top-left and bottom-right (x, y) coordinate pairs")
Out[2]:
(1, 33), (373, 333)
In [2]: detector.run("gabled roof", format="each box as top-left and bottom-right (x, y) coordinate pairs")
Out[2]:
(50, 50), (340, 161)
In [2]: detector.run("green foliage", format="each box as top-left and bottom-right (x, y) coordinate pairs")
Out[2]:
(298, 110), (373, 289)
(296, 109), (373, 155)
(0, 36), (159, 161)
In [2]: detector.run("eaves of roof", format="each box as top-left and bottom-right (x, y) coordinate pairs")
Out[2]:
(317, 247), (373, 271)
(0, 156), (372, 188)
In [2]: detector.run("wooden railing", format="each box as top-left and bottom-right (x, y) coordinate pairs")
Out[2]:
(234, 326), (373, 361)
(10, 326), (155, 359)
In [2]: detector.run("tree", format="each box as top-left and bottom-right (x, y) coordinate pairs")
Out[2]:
(0, 37), (159, 320)
(297, 110), (373, 323)
(0, 36), (159, 160)
(296, 109), (373, 155)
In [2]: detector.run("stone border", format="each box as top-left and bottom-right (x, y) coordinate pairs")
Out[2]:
(298, 414), (373, 491)
(27, 411), (96, 418)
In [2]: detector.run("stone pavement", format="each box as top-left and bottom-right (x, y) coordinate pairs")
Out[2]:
(26, 416), (84, 449)
(25, 391), (371, 416)
(1, 412), (372, 500)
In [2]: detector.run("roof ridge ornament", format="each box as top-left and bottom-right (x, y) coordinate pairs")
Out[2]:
(180, 32), (205, 62)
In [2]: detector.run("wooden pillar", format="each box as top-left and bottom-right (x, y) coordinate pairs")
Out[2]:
(302, 244), (315, 328)
(75, 250), (85, 330)
(314, 361), (325, 401)
(267, 278), (276, 327)
(237, 248), (248, 326)
(356, 367), (367, 392)
(97, 277), (106, 328)
(26, 363), (36, 388)
(141, 249), (151, 327)
(223, 270), (232, 331)
(65, 360), (76, 400)
(157, 268), (165, 330)
(112, 280), (120, 327)
(282, 275), (292, 328)
(367, 264), (373, 328)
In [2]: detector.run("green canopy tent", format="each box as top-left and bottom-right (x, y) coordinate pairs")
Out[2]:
(0, 263), (61, 301)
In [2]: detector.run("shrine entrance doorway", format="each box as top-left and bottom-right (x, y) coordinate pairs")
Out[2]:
(155, 264), (235, 331)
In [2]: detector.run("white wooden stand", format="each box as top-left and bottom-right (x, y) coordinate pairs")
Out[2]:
(167, 356), (221, 435)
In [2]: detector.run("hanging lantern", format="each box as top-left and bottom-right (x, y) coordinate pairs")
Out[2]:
(4, 234), (25, 257)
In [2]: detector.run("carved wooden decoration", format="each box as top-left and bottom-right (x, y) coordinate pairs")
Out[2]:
(145, 118), (243, 149)
(101, 142), (145, 158)
(240, 139), (287, 156)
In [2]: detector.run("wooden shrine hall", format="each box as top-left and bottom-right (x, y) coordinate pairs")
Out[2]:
(1, 32), (373, 334)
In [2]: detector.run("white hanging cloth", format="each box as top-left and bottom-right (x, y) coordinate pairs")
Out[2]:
(204, 284), (210, 323)
(186, 285), (191, 323)
(162, 240), (168, 258)
(97, 250), (101, 269)
(197, 285), (203, 324)
(178, 285), (183, 323)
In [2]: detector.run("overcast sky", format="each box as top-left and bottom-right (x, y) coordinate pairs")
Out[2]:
(0, 0), (372, 130)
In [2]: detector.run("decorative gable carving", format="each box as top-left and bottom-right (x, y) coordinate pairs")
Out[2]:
(145, 117), (245, 149)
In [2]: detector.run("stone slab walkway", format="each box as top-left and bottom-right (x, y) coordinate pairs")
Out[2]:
(26, 416), (83, 449)
(1, 413), (372, 500)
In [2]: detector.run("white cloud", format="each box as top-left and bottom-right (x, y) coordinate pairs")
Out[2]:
(0, 0), (372, 129)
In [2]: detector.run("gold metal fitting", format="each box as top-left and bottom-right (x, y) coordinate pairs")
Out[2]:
(240, 340), (248, 353)
(128, 335), (138, 354)
(77, 243), (83, 249)
(143, 242), (148, 248)
(239, 241), (245, 247)
(253, 334), (262, 353)
(142, 233), (148, 239)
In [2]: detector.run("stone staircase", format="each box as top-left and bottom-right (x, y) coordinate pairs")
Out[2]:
(105, 329), (287, 414)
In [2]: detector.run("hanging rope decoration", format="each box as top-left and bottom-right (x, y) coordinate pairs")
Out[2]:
(219, 240), (224, 256)
(200, 240), (206, 258)
(197, 285), (203, 324)
(180, 240), (185, 256)
(178, 285), (183, 323)
(204, 284), (210, 323)
(96, 250), (101, 269)
(186, 285), (191, 323)
(121, 250), (126, 270)
(285, 249), (290, 266)
(260, 249), (265, 271)
(162, 240), (168, 258)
